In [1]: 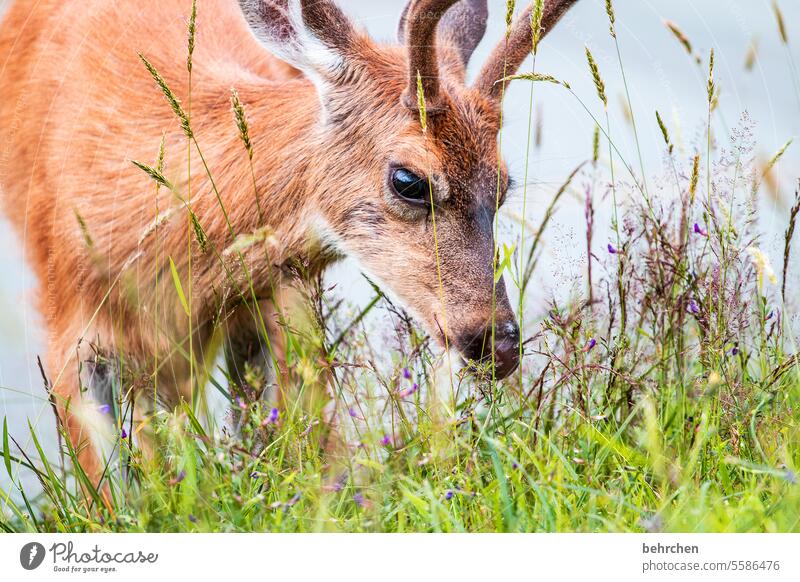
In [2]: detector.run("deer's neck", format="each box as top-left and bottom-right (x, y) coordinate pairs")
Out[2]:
(178, 79), (337, 296)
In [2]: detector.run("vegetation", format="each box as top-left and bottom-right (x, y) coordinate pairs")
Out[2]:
(1, 0), (798, 533)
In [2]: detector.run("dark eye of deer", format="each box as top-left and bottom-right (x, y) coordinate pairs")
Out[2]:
(390, 168), (429, 206)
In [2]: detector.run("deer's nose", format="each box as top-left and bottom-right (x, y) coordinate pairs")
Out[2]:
(457, 320), (520, 380)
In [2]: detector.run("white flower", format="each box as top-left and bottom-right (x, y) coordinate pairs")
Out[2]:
(746, 246), (777, 292)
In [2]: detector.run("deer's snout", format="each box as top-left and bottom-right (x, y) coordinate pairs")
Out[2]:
(456, 320), (520, 380)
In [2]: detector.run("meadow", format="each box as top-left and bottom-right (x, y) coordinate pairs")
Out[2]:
(1, 0), (799, 533)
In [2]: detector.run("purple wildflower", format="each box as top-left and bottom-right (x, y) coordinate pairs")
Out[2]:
(445, 490), (454, 501)
(380, 434), (391, 446)
(402, 367), (412, 380)
(693, 223), (708, 237)
(766, 310), (774, 320)
(97, 404), (111, 415)
(236, 396), (247, 410)
(687, 299), (700, 315)
(353, 492), (365, 507)
(170, 469), (186, 486)
(584, 338), (597, 352)
(188, 514), (198, 523)
(348, 407), (363, 420)
(267, 408), (279, 424)
(607, 243), (618, 254)
(121, 428), (128, 439)
(398, 383), (419, 398)
(727, 346), (739, 357)
(512, 462), (519, 470)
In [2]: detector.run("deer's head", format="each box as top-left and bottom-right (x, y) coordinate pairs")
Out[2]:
(239, 0), (577, 378)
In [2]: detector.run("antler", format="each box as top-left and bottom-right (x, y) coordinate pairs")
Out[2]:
(474, 0), (578, 98)
(401, 0), (462, 110)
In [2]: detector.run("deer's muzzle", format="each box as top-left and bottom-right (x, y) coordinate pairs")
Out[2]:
(456, 319), (520, 380)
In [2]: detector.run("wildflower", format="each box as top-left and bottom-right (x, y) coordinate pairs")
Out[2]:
(97, 404), (111, 415)
(402, 367), (412, 380)
(169, 470), (186, 486)
(693, 223), (708, 237)
(398, 383), (419, 399)
(786, 470), (797, 485)
(445, 490), (454, 501)
(727, 345), (739, 357)
(348, 406), (364, 420)
(267, 408), (279, 424)
(286, 492), (301, 507)
(380, 434), (391, 447)
(746, 246), (778, 292)
(353, 492), (365, 507)
(607, 243), (619, 254)
(766, 310), (775, 320)
(512, 462), (519, 470)
(687, 299), (700, 315)
(121, 428), (128, 439)
(188, 514), (198, 523)
(584, 338), (597, 352)
(299, 420), (318, 437)
(235, 396), (247, 410)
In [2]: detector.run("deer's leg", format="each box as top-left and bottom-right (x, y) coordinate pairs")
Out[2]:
(48, 337), (116, 498)
(223, 299), (287, 431)
(224, 291), (350, 478)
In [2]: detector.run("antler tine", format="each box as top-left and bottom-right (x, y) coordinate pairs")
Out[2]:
(475, 0), (578, 98)
(402, 0), (462, 110)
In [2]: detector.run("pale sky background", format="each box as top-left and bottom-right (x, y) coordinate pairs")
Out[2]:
(1, 0), (799, 499)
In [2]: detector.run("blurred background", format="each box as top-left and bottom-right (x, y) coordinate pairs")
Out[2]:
(1, 0), (798, 498)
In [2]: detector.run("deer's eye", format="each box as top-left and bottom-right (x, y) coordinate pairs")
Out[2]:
(390, 168), (429, 206)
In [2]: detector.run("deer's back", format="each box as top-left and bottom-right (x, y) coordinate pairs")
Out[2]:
(0, 0), (297, 277)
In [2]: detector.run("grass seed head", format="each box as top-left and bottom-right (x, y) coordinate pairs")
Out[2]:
(156, 133), (167, 174)
(690, 153), (700, 202)
(707, 49), (715, 104)
(132, 160), (173, 191)
(498, 72), (571, 89)
(772, 0), (788, 44)
(416, 71), (428, 132)
(663, 19), (700, 64)
(505, 0), (516, 39)
(655, 111), (673, 155)
(231, 88), (253, 160)
(139, 53), (193, 140)
(532, 0), (545, 54)
(190, 211), (208, 253)
(73, 209), (94, 250)
(187, 0), (197, 74)
(585, 46), (607, 107)
(605, 0), (616, 38)
(744, 39), (758, 71)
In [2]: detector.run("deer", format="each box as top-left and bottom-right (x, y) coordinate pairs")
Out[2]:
(0, 0), (578, 489)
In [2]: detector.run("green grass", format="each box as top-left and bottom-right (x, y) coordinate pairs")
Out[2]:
(1, 0), (799, 533)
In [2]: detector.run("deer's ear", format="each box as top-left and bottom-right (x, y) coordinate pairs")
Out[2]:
(397, 0), (488, 68)
(238, 0), (356, 87)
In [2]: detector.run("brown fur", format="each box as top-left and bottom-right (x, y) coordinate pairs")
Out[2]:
(0, 0), (577, 486)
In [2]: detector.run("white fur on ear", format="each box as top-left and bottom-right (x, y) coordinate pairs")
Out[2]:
(238, 0), (346, 93)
